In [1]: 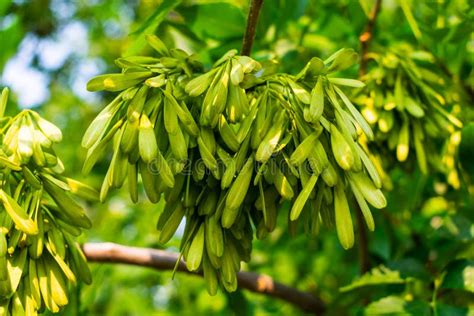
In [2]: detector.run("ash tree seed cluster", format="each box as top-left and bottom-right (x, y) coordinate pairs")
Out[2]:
(83, 36), (387, 295)
(354, 45), (463, 184)
(0, 89), (95, 315)
(83, 35), (205, 203)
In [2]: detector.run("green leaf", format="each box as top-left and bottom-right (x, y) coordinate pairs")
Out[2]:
(258, 0), (309, 36)
(435, 303), (471, 316)
(226, 290), (254, 316)
(180, 3), (245, 40)
(364, 296), (431, 315)
(131, 0), (182, 36)
(0, 0), (11, 16)
(441, 260), (474, 293)
(126, 0), (182, 55)
(340, 266), (406, 292)
(397, 0), (422, 40)
(0, 15), (23, 71)
(358, 0), (371, 17)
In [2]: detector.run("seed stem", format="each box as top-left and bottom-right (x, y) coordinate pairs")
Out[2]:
(359, 0), (382, 76)
(241, 0), (265, 56)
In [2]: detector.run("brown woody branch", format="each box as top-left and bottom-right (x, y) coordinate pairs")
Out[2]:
(359, 0), (382, 76)
(241, 0), (264, 56)
(82, 242), (326, 314)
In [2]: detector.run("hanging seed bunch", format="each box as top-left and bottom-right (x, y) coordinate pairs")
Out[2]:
(84, 38), (386, 294)
(354, 45), (463, 179)
(83, 35), (205, 203)
(186, 49), (261, 127)
(0, 88), (94, 315)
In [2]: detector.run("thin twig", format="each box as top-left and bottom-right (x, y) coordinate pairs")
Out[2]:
(359, 0), (382, 76)
(83, 242), (326, 314)
(241, 0), (264, 56)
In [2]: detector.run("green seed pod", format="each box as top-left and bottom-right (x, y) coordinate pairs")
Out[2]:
(334, 183), (354, 250)
(330, 124), (354, 171)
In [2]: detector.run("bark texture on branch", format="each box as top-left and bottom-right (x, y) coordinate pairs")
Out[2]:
(82, 242), (325, 314)
(359, 0), (382, 76)
(241, 0), (264, 56)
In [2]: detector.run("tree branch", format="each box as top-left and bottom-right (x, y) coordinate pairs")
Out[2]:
(359, 0), (382, 76)
(82, 242), (326, 314)
(241, 0), (264, 56)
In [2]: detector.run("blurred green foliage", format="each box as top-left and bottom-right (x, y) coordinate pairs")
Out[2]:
(0, 0), (473, 315)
